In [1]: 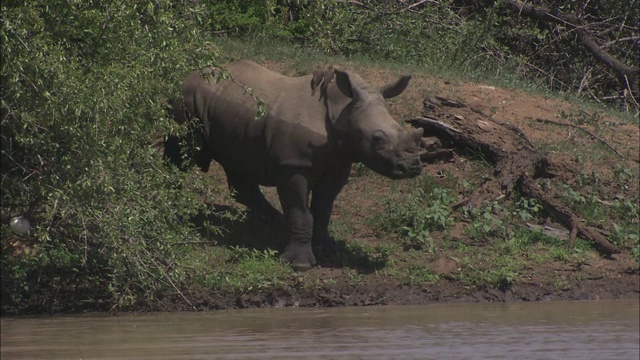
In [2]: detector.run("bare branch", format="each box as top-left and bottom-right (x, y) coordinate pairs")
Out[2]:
(504, 0), (639, 97)
(601, 36), (640, 49)
(335, 0), (367, 8)
(533, 117), (625, 159)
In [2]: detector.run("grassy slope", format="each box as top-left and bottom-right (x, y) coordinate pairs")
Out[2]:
(169, 37), (639, 310)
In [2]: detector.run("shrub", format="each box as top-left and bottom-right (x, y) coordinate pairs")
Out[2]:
(376, 177), (454, 251)
(212, 1), (638, 111)
(1, 1), (225, 314)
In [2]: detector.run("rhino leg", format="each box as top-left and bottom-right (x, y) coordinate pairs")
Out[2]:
(310, 165), (351, 256)
(277, 171), (315, 271)
(224, 169), (283, 223)
(163, 134), (184, 169)
(193, 140), (212, 173)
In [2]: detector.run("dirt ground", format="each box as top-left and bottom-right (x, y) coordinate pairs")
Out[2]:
(180, 61), (639, 311)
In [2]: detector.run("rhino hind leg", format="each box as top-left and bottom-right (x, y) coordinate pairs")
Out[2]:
(193, 140), (212, 172)
(224, 170), (283, 223)
(163, 132), (212, 172)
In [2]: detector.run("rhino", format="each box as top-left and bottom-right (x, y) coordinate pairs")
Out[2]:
(174, 60), (423, 271)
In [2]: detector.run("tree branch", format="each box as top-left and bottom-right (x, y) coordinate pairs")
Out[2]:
(504, 0), (639, 97)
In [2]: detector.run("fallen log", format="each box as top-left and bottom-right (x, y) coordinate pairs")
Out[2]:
(407, 96), (621, 255)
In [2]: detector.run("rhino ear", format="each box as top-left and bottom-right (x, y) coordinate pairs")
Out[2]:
(335, 69), (366, 100)
(380, 75), (412, 99)
(334, 70), (353, 98)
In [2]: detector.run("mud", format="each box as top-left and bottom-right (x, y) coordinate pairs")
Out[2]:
(183, 265), (639, 311)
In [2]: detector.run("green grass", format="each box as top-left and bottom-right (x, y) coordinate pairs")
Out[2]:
(372, 176), (456, 252)
(328, 238), (394, 271)
(449, 224), (597, 290)
(381, 250), (441, 285)
(182, 246), (291, 295)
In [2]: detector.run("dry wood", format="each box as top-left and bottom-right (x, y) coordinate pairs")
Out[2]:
(410, 116), (462, 134)
(525, 222), (570, 241)
(450, 197), (469, 211)
(407, 95), (621, 255)
(520, 177), (619, 254)
(504, 0), (639, 98)
(419, 148), (454, 161)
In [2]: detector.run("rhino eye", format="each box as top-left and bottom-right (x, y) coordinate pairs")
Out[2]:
(371, 131), (388, 150)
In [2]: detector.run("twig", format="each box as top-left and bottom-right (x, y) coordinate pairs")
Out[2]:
(534, 117), (624, 158)
(394, 0), (437, 13)
(171, 240), (218, 246)
(450, 197), (469, 211)
(623, 75), (640, 109)
(335, 0), (367, 8)
(577, 67), (592, 95)
(602, 35), (640, 48)
(505, 0), (639, 98)
(501, 122), (535, 149)
(139, 249), (197, 311)
(162, 267), (196, 311)
(14, 33), (30, 51)
(525, 222), (570, 241)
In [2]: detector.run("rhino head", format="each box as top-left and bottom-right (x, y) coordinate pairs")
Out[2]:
(321, 69), (424, 179)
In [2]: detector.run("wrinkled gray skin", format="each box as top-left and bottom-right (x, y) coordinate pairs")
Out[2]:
(178, 60), (423, 271)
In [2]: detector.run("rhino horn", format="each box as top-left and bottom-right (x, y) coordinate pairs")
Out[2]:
(379, 75), (412, 99)
(409, 127), (424, 143)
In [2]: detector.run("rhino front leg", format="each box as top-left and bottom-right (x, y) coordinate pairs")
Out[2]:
(311, 165), (351, 256)
(277, 171), (315, 271)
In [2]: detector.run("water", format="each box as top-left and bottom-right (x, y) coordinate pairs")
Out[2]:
(2, 300), (638, 359)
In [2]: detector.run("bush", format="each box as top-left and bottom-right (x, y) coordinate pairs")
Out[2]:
(376, 177), (454, 251)
(1, 1), (225, 314)
(211, 0), (638, 111)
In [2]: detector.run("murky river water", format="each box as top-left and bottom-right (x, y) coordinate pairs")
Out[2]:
(1, 300), (638, 359)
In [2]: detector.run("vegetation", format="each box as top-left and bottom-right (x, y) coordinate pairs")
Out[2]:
(375, 176), (455, 252)
(2, 1), (637, 315)
(207, 0), (638, 114)
(1, 1), (227, 314)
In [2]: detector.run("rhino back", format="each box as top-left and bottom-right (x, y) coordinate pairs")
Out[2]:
(225, 61), (329, 135)
(184, 61), (335, 185)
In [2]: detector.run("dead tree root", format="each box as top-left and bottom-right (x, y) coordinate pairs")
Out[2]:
(407, 96), (621, 255)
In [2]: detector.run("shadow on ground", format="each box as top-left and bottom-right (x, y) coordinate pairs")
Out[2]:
(190, 202), (387, 273)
